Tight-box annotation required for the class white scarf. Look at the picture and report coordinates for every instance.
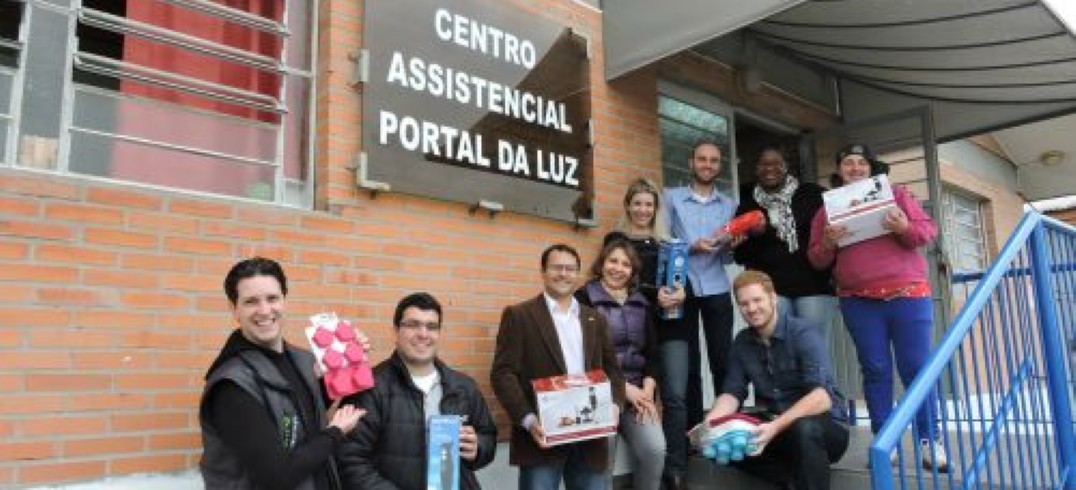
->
[753,175,799,253]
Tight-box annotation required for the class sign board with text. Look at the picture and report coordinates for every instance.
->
[363,0,592,222]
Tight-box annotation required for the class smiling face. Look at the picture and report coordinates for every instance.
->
[627,191,657,230]
[600,247,635,291]
[755,149,789,191]
[689,143,723,187]
[394,306,441,370]
[232,274,286,352]
[838,154,872,185]
[542,250,580,301]
[735,283,778,333]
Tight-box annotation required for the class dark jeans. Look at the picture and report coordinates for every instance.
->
[660,290,734,476]
[732,414,850,490]
[519,443,609,490]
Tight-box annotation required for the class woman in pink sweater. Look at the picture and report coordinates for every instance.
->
[808,144,948,472]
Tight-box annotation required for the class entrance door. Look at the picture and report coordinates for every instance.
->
[657,83,740,409]
[799,105,952,409]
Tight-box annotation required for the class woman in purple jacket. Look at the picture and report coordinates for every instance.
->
[575,239,665,490]
[807,144,948,472]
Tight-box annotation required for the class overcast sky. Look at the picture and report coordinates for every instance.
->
[1044,0,1076,33]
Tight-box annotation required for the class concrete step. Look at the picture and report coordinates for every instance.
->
[681,426,1058,490]
[479,425,1059,489]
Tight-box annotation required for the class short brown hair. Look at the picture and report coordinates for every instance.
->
[732,270,775,298]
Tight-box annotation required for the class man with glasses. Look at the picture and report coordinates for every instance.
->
[491,244,626,490]
[338,293,497,489]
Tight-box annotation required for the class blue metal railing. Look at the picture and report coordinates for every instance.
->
[870,212,1076,490]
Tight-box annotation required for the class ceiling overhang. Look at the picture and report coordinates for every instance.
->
[603,0,806,81]
[604,0,1076,140]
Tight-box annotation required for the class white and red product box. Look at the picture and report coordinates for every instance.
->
[305,313,375,400]
[823,174,897,247]
[531,370,617,446]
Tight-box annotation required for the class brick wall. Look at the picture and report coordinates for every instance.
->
[0,0,660,487]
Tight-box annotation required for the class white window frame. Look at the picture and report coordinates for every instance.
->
[657,82,739,197]
[942,187,989,274]
[0,1,28,166]
[12,0,318,208]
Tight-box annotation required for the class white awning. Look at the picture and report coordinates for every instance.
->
[604,0,1076,142]
[603,0,805,80]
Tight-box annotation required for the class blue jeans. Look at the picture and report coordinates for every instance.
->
[660,291,733,477]
[518,444,609,490]
[777,294,837,356]
[840,296,940,441]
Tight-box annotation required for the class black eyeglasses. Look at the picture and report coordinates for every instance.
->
[399,320,442,332]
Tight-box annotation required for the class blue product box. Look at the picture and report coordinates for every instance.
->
[656,240,689,320]
[427,415,461,490]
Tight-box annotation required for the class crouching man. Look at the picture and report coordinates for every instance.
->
[704,271,849,490]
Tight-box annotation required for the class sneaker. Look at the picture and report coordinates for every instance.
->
[920,439,949,473]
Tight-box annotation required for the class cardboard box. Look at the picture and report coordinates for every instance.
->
[427,415,461,490]
[823,174,897,247]
[532,370,617,446]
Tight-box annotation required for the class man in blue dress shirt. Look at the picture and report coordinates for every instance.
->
[660,138,740,489]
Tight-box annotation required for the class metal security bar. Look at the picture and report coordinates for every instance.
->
[870,212,1076,490]
[157,0,288,36]
[78,8,286,74]
[72,52,284,114]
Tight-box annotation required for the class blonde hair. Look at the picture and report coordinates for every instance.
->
[615,178,670,241]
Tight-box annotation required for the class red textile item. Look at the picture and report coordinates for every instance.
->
[841,281,931,300]
[722,210,765,237]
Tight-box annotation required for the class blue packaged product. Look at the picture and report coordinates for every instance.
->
[656,240,689,320]
[427,415,461,490]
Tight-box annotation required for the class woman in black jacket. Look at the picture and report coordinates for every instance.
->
[733,145,836,346]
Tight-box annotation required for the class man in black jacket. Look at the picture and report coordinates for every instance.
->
[200,257,365,490]
[338,292,497,490]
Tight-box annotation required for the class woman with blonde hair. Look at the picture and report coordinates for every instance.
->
[605,177,688,489]
[604,178,673,302]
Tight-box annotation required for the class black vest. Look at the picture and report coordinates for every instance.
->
[199,346,337,490]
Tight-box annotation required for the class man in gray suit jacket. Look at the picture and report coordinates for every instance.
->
[491,244,626,490]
